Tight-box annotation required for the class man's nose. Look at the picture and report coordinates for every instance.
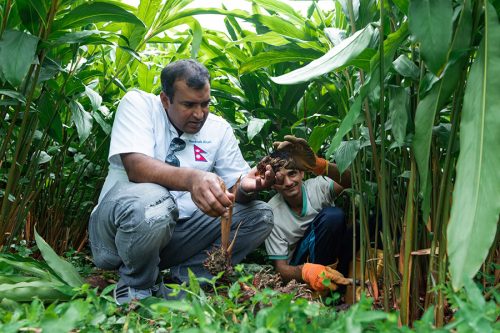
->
[192,104,204,119]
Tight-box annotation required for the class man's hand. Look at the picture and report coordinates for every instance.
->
[189,170,234,217]
[302,263,352,291]
[273,135,317,172]
[240,164,279,193]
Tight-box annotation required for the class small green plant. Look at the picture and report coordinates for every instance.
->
[0,230,84,302]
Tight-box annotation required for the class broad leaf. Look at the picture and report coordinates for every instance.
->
[16,0,48,34]
[409,0,453,75]
[309,123,336,153]
[84,86,102,112]
[251,14,310,40]
[252,0,304,25]
[54,2,145,30]
[240,48,322,74]
[333,140,361,174]
[271,24,376,85]
[35,230,84,288]
[226,31,290,47]
[326,96,362,158]
[137,62,157,93]
[70,101,93,144]
[247,118,270,141]
[413,1,472,221]
[448,2,500,290]
[190,19,203,58]
[49,30,114,45]
[0,281,74,302]
[392,54,419,80]
[389,86,409,145]
[0,30,39,87]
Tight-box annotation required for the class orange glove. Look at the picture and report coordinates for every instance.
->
[301,263,352,291]
[272,135,329,175]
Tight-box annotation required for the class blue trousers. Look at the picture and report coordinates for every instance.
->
[290,207,354,275]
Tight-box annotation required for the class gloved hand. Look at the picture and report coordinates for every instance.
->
[301,263,352,291]
[273,135,327,175]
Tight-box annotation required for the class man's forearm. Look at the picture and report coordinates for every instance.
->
[121,152,199,191]
[327,161,351,189]
[274,260,303,283]
[234,184,257,203]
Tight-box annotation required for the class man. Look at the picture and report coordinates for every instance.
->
[89,59,275,304]
[264,136,353,292]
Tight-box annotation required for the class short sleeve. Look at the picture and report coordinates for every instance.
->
[213,126,250,188]
[305,176,336,209]
[265,226,289,260]
[108,90,156,167]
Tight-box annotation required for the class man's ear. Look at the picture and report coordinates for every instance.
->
[160,91,171,110]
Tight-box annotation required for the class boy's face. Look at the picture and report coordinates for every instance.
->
[273,168,304,200]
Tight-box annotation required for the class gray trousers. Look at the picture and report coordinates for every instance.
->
[88,182,273,289]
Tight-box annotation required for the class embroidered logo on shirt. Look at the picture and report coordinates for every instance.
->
[194,145,208,162]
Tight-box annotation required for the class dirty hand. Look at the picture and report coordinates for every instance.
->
[241,165,278,193]
[189,170,234,217]
[302,263,352,291]
[273,135,326,175]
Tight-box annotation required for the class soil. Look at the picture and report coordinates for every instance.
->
[256,150,292,175]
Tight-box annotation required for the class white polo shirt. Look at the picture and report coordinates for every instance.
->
[98,89,250,219]
[265,176,335,261]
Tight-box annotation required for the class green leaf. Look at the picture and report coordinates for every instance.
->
[392,54,419,80]
[0,89,27,104]
[326,96,362,158]
[35,230,84,287]
[54,2,145,30]
[388,86,409,145]
[0,256,53,280]
[409,0,453,75]
[251,0,304,25]
[137,63,156,93]
[92,110,112,135]
[281,83,309,114]
[333,140,361,174]
[413,0,472,221]
[0,30,39,87]
[226,31,290,48]
[309,123,336,153]
[271,24,376,85]
[84,86,102,112]
[447,2,500,290]
[16,0,48,34]
[190,19,203,59]
[251,14,310,40]
[49,30,114,45]
[0,281,74,302]
[41,300,89,333]
[247,118,270,141]
[37,93,63,143]
[70,101,93,144]
[240,48,321,74]
[392,0,409,14]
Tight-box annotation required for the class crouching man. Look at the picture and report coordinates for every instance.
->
[264,136,353,293]
[89,59,276,304]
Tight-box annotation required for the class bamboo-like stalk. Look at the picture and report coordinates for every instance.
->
[400,158,417,325]
[220,177,241,254]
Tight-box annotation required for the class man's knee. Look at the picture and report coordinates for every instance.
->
[318,207,345,232]
[116,184,178,233]
[247,201,274,229]
[234,200,274,238]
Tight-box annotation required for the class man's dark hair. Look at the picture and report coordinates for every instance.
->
[160,59,210,102]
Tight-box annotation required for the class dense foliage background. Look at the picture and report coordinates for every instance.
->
[0,0,499,330]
